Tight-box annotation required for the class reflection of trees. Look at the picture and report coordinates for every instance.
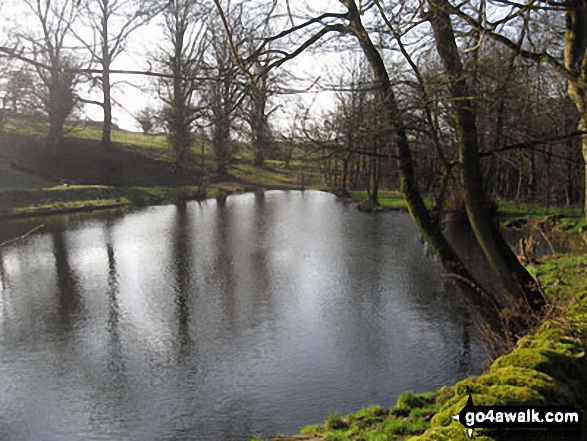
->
[52,230,83,332]
[245,194,271,325]
[0,252,7,323]
[209,195,276,335]
[444,221,505,303]
[171,203,193,364]
[458,320,473,375]
[211,200,237,328]
[105,227,124,375]
[335,211,391,389]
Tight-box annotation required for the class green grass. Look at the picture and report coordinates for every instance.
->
[3,117,49,138]
[349,190,433,210]
[298,391,452,441]
[496,200,582,220]
[0,115,305,217]
[0,184,209,217]
[5,116,168,149]
[231,163,296,188]
[527,253,587,302]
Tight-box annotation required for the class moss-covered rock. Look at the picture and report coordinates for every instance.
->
[410,281,587,441]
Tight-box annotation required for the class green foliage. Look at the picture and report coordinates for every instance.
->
[397,392,435,410]
[496,201,582,220]
[349,191,434,211]
[298,390,450,441]
[325,414,348,431]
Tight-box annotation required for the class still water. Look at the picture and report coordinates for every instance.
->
[0,190,484,440]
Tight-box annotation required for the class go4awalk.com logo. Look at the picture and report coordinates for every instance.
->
[452,388,583,438]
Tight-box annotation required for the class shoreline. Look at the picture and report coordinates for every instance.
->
[2,187,585,441]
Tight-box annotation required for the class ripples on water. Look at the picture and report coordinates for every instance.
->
[0,190,484,440]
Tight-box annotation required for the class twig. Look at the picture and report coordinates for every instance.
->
[538,228,556,255]
[0,224,45,248]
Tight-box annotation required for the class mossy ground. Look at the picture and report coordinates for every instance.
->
[349,191,582,221]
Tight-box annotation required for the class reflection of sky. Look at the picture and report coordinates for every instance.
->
[0,191,485,440]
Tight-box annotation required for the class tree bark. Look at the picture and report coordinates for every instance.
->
[428,0,545,312]
[101,11,112,149]
[339,0,503,328]
[564,0,587,219]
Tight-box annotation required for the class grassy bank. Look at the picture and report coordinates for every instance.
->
[271,241,587,440]
[348,190,584,229]
[0,125,305,218]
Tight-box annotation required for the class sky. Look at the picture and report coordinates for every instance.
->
[0,0,351,134]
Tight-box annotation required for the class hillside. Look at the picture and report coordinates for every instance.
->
[0,119,303,217]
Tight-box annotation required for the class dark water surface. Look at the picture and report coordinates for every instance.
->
[0,190,484,440]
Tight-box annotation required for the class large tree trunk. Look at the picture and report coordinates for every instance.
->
[564,0,587,219]
[340,0,503,330]
[101,12,112,149]
[213,118,231,175]
[428,0,545,312]
[47,112,65,150]
[250,74,270,168]
[580,123,587,217]
[102,61,112,148]
[169,23,191,179]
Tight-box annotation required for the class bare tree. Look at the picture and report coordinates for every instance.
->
[158,0,207,178]
[76,0,161,148]
[2,65,40,115]
[247,64,273,168]
[427,0,545,316]
[212,0,559,339]
[18,0,81,149]
[440,0,587,219]
[203,4,247,176]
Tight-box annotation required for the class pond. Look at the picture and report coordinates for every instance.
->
[0,190,485,440]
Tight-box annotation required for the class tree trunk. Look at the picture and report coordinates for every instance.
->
[47,113,65,150]
[213,118,231,175]
[428,0,545,313]
[101,12,112,149]
[580,121,587,217]
[564,0,587,219]
[250,74,270,168]
[340,1,503,329]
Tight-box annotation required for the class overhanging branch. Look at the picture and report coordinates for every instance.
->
[480,130,587,157]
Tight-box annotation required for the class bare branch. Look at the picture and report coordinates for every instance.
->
[480,130,587,157]
[443,1,573,82]
[0,224,45,248]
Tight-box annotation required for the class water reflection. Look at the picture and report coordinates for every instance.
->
[105,224,124,375]
[0,191,485,440]
[170,203,193,364]
[52,230,83,334]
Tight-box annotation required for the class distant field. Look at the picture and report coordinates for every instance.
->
[5,117,168,148]
[69,125,169,150]
[496,200,582,219]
